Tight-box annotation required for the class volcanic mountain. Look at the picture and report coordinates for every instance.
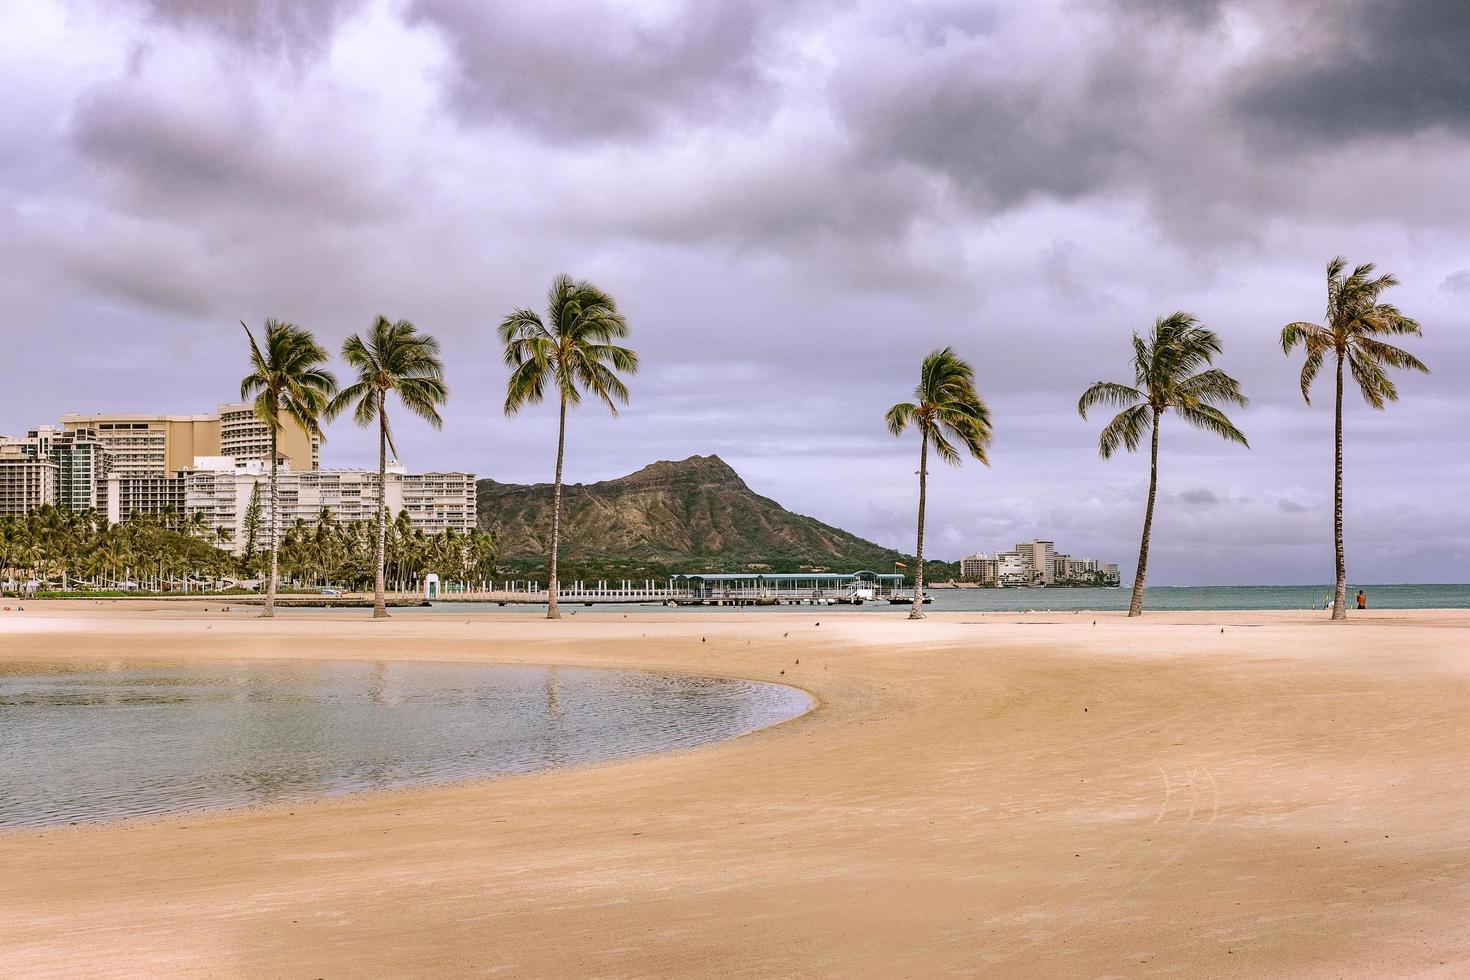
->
[476,454,908,575]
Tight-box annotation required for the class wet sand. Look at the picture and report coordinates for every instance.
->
[2,603,1468,978]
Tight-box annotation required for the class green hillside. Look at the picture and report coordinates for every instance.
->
[477,454,915,578]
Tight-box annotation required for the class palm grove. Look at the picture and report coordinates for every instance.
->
[2,258,1428,618]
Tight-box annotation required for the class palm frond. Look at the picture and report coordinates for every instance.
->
[1176,403,1249,448]
[890,347,991,464]
[929,425,962,466]
[1097,404,1151,459]
[1176,368,1248,409]
[499,276,638,420]
[1078,381,1142,418]
[885,402,916,436]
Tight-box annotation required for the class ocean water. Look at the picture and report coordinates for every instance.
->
[413,583,1470,614]
[915,583,1470,613]
[0,660,811,828]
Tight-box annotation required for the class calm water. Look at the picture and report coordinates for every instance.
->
[414,583,1470,614]
[0,660,811,829]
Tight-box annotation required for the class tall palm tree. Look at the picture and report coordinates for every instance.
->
[328,316,448,619]
[885,347,992,620]
[499,275,638,620]
[240,319,337,618]
[1079,312,1248,617]
[1282,257,1427,621]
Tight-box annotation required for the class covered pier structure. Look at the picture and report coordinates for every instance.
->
[670,570,905,606]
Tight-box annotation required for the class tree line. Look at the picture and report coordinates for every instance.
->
[0,504,493,593]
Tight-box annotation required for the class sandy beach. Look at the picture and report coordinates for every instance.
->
[1,604,1468,978]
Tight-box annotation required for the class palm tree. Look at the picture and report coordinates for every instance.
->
[328,316,448,618]
[1079,312,1248,617]
[240,319,337,618]
[885,348,992,620]
[1282,257,1427,621]
[499,275,638,620]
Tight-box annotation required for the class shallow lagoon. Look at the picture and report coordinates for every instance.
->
[0,660,811,828]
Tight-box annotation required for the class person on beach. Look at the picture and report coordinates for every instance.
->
[1357,590,1367,610]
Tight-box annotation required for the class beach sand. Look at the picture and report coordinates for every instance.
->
[1,603,1468,978]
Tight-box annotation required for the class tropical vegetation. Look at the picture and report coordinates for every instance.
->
[1079,312,1248,617]
[1281,257,1428,621]
[885,347,992,620]
[499,274,639,620]
[239,319,338,617]
[328,316,449,618]
[0,505,492,596]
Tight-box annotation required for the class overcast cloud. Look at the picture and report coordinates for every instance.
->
[2,0,1466,583]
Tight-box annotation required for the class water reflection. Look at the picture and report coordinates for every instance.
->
[0,660,810,828]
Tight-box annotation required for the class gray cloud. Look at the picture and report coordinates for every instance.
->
[1105,0,1231,26]
[405,0,821,143]
[1178,487,1221,507]
[1442,270,1470,297]
[123,0,368,57]
[832,8,1146,211]
[68,83,398,223]
[1235,0,1470,141]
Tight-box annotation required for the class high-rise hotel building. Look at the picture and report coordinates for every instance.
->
[0,444,56,517]
[60,404,318,478]
[2,402,475,541]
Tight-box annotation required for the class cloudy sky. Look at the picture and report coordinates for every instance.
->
[2,0,1467,584]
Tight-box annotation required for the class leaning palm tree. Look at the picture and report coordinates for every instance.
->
[328,316,448,619]
[1282,257,1427,621]
[1079,312,1248,617]
[885,348,992,620]
[240,319,337,618]
[499,275,638,620]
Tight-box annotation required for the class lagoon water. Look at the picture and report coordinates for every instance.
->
[0,660,811,829]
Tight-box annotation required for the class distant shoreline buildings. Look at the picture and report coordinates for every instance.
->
[0,403,475,549]
[958,539,1120,587]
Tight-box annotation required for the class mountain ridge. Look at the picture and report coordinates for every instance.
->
[476,454,909,575]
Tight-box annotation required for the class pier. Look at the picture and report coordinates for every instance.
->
[383,570,916,607]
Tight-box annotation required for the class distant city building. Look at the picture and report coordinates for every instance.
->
[4,401,473,548]
[959,539,1119,587]
[41,426,111,511]
[61,403,318,479]
[218,402,320,471]
[119,457,477,553]
[0,425,111,514]
[0,443,57,517]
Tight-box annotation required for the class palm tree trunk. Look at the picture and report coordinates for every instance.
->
[910,432,928,620]
[547,394,566,620]
[1332,350,1347,621]
[263,425,278,618]
[1128,408,1161,618]
[373,392,389,619]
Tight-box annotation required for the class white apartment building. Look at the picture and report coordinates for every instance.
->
[147,457,477,553]
[959,539,1119,587]
[218,403,320,471]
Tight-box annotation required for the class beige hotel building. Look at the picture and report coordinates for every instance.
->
[60,404,318,478]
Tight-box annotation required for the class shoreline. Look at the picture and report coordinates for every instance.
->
[3,604,1468,977]
[0,657,821,836]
